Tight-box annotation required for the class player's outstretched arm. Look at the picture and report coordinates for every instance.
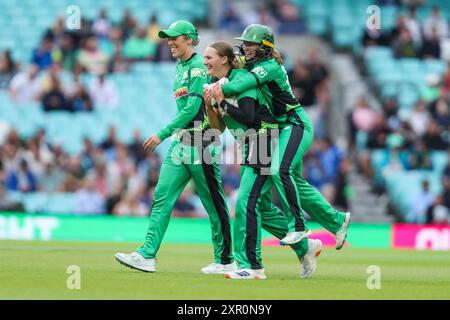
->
[143,134,161,152]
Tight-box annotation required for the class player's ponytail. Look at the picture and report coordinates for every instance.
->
[271,49,284,65]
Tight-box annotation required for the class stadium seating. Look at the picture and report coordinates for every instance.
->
[0,61,177,156]
[292,0,449,51]
[13,191,76,214]
[373,149,448,218]
[0,0,207,64]
[385,170,443,214]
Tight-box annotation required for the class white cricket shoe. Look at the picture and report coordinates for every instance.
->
[200,261,237,274]
[115,251,156,272]
[225,268,267,280]
[335,212,351,250]
[300,239,322,279]
[280,230,312,245]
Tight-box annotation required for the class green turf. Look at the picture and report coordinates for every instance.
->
[1,240,449,300]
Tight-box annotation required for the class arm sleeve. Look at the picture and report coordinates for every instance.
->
[222,62,275,96]
[220,96,256,127]
[157,68,206,141]
[221,71,259,96]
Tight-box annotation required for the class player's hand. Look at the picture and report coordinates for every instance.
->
[203,88,213,109]
[211,84,224,104]
[143,134,161,152]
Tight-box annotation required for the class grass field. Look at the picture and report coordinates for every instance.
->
[1,240,449,300]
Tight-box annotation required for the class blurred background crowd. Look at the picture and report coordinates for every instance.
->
[0,0,449,225]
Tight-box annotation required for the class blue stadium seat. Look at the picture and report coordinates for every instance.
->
[364,46,393,65]
[385,170,443,216]
[424,60,447,77]
[46,193,76,214]
[23,193,49,213]
[431,151,449,175]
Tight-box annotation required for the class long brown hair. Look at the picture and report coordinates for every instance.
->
[208,41,240,68]
[271,49,284,65]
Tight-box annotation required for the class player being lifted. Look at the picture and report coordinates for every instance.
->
[210,25,351,273]
[203,41,325,279]
[115,21,236,274]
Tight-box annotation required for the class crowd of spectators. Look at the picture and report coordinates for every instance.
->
[0,126,161,216]
[362,6,448,60]
[219,0,306,34]
[0,8,173,112]
[349,90,450,222]
[288,48,331,139]
[0,5,349,217]
[356,2,450,224]
[350,79,449,224]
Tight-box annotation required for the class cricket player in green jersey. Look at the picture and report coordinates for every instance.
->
[212,24,350,254]
[203,41,320,279]
[115,21,236,274]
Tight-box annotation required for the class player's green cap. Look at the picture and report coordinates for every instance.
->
[158,20,198,42]
[235,24,275,48]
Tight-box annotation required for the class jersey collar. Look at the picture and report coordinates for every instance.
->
[181,52,197,65]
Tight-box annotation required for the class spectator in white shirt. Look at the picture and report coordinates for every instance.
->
[409,100,430,137]
[93,8,112,39]
[408,180,436,224]
[423,6,449,41]
[88,70,119,109]
[74,174,106,215]
[9,64,40,104]
[405,7,422,45]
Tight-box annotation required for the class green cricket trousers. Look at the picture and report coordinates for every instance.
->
[270,107,346,233]
[137,140,233,264]
[234,108,346,269]
[234,165,309,269]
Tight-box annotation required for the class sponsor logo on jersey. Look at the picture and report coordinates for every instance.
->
[190,68,206,78]
[181,71,189,84]
[252,66,268,78]
[174,86,188,99]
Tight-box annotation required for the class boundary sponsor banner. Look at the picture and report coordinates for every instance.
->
[0,212,391,248]
[392,224,450,250]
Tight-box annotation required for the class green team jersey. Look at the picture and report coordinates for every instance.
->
[221,69,254,141]
[210,68,277,165]
[157,53,209,141]
[221,58,302,126]
[217,68,276,140]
